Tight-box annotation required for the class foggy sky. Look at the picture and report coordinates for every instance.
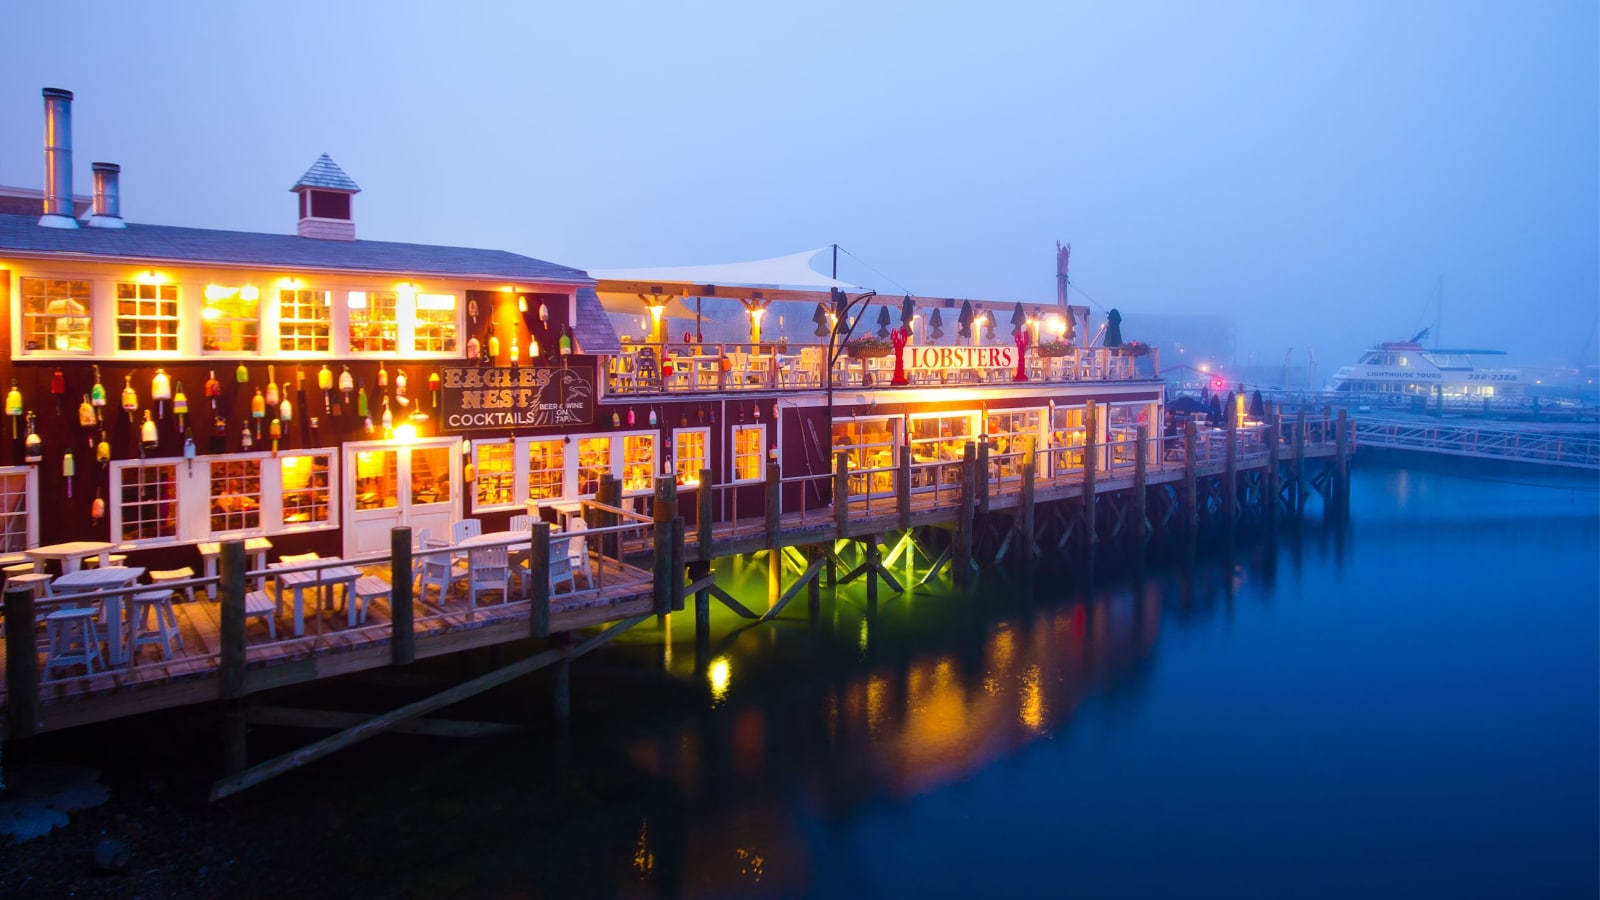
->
[2,1,1594,372]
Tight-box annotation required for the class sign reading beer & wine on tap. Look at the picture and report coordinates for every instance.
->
[439,365,595,431]
[901,346,1018,371]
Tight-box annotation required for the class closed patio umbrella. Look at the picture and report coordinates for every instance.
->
[957,300,974,338]
[900,294,915,327]
[812,302,830,337]
[1010,302,1027,335]
[929,308,945,341]
[875,306,892,339]
[1105,309,1123,347]
[1248,389,1266,419]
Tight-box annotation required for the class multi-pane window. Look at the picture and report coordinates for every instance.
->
[732,425,764,482]
[837,416,902,495]
[0,469,31,553]
[279,288,331,352]
[473,441,515,509]
[577,437,610,497]
[20,278,91,352]
[203,285,260,353]
[411,447,452,504]
[1050,405,1088,474]
[348,291,398,352]
[621,434,655,493]
[528,439,565,501]
[208,459,262,533]
[673,428,708,487]
[281,454,331,526]
[117,462,178,543]
[115,282,180,351]
[985,410,1041,480]
[413,293,458,353]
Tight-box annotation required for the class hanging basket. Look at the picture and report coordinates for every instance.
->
[1035,341,1075,358]
[846,345,891,360]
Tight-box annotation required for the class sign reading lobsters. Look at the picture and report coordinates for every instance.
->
[902,346,1018,371]
[439,365,595,431]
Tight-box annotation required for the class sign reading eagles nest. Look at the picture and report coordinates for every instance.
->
[439,365,595,431]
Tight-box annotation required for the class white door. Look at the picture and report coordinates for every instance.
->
[343,437,461,557]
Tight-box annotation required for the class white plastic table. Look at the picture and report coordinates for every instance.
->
[50,565,146,666]
[197,537,274,599]
[25,541,115,575]
[273,559,360,636]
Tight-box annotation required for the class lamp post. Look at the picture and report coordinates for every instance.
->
[824,287,879,445]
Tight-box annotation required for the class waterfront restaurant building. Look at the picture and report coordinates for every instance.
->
[0,88,1163,575]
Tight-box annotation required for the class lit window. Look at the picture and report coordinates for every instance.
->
[577,437,610,497]
[413,293,458,353]
[348,291,398,352]
[355,450,398,511]
[410,447,451,504]
[527,439,565,502]
[203,285,260,353]
[209,458,262,534]
[474,441,515,509]
[732,425,764,482]
[622,434,655,493]
[280,453,331,526]
[116,282,179,352]
[674,429,708,487]
[279,288,331,353]
[20,278,91,352]
[116,462,178,543]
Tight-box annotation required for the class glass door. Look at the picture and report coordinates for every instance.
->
[343,437,461,556]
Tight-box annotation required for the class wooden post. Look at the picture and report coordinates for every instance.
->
[1336,408,1350,513]
[1266,414,1281,526]
[1224,412,1238,530]
[529,521,551,638]
[1134,425,1148,548]
[598,474,622,561]
[834,450,850,537]
[1084,402,1098,549]
[389,526,414,666]
[954,441,976,586]
[697,467,714,561]
[653,475,676,615]
[1019,448,1036,566]
[4,584,40,739]
[976,439,991,515]
[865,537,880,605]
[671,518,687,612]
[218,539,248,776]
[1294,407,1307,513]
[807,545,821,611]
[766,462,782,606]
[1183,419,1198,548]
[897,444,912,530]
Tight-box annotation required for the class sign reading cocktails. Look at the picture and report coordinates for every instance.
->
[902,346,1018,371]
[439,365,595,431]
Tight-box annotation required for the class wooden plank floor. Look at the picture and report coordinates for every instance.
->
[1,552,653,731]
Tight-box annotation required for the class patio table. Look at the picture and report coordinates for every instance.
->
[50,565,146,666]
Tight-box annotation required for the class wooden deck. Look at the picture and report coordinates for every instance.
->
[2,553,653,734]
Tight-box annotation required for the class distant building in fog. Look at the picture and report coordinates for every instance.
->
[1115,312,1235,371]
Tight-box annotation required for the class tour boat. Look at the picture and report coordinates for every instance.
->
[1327,330,1525,402]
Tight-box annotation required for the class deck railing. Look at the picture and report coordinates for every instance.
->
[1352,418,1600,469]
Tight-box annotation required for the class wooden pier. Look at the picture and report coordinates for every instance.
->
[3,407,1351,798]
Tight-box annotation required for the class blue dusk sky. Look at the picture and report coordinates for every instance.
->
[1,1,1594,371]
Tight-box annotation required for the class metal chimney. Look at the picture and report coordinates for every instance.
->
[40,87,77,229]
[88,162,125,228]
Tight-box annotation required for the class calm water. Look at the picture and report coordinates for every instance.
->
[20,463,1600,898]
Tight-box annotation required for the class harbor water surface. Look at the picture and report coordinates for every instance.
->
[19,464,1600,898]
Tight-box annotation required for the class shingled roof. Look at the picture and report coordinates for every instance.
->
[572,288,621,354]
[291,154,361,193]
[0,213,592,284]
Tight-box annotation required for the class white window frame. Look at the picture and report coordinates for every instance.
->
[518,435,568,505]
[470,438,519,513]
[276,287,333,355]
[672,426,710,488]
[618,431,658,496]
[0,465,41,553]
[114,280,181,354]
[111,449,340,547]
[730,424,766,484]
[18,275,94,356]
[201,283,262,356]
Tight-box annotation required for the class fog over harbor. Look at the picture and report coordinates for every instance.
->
[1,0,1594,370]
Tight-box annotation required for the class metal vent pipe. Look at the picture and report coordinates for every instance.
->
[89,162,124,227]
[40,87,77,228]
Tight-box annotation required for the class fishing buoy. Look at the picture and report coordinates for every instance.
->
[467,335,481,362]
[78,394,95,430]
[5,379,22,438]
[338,366,354,414]
[91,492,105,521]
[90,365,106,422]
[280,396,293,424]
[151,368,171,419]
[173,381,189,432]
[24,412,42,463]
[95,435,111,464]
[63,448,75,497]
[251,388,265,439]
[240,422,254,452]
[378,362,388,390]
[205,370,221,411]
[50,368,65,414]
[265,365,278,407]
[121,375,138,424]
[140,410,158,454]
[319,364,333,414]
[236,362,248,384]
[428,372,440,409]
[269,417,281,455]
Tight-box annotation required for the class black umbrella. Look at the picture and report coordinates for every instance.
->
[929,308,945,341]
[1010,302,1027,335]
[1201,384,1211,404]
[1105,308,1123,347]
[1249,389,1266,419]
[957,300,974,338]
[900,294,915,327]
[875,306,892,339]
[812,302,830,337]
[1210,394,1224,421]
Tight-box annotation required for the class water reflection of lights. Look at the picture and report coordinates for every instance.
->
[633,819,654,876]
[1019,664,1046,732]
[708,656,731,704]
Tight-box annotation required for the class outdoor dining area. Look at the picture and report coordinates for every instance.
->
[0,509,650,690]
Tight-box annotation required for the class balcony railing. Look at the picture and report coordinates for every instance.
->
[605,341,1158,396]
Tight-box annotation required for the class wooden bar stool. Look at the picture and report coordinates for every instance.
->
[243,590,278,639]
[351,576,391,625]
[128,588,184,660]
[45,607,104,677]
[149,567,198,604]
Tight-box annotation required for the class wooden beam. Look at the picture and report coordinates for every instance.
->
[707,583,760,619]
[761,557,825,622]
[697,467,714,561]
[246,706,525,739]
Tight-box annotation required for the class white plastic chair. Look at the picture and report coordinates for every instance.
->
[417,538,466,602]
[566,518,594,589]
[466,543,511,609]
